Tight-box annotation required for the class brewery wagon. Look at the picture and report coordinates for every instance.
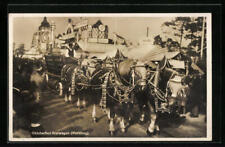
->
[44,54,79,95]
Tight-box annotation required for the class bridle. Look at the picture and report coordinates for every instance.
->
[111,63,147,94]
[130,64,148,88]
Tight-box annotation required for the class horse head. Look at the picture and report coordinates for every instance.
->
[131,60,148,91]
[117,59,148,91]
[80,59,96,80]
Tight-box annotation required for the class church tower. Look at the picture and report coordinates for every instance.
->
[38,17,51,53]
[31,17,51,54]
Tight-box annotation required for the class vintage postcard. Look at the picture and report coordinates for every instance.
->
[9,13,212,141]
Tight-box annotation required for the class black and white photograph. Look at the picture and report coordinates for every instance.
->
[8,13,212,141]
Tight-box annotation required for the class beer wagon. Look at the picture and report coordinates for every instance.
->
[44,54,79,95]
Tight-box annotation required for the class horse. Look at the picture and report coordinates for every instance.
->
[89,59,114,122]
[140,57,190,136]
[60,58,95,108]
[103,58,148,136]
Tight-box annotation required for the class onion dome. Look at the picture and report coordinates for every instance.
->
[39,17,50,30]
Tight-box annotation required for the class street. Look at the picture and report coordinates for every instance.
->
[36,89,206,138]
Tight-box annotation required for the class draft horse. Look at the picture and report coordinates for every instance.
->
[140,57,190,136]
[60,58,96,108]
[103,58,148,136]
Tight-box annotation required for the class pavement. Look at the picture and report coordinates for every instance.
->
[35,89,206,138]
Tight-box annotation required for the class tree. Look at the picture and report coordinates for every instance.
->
[184,17,204,51]
[165,38,180,52]
[162,17,192,50]
[161,17,206,56]
[153,35,165,47]
[153,34,180,51]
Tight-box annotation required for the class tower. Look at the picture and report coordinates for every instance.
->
[38,17,51,53]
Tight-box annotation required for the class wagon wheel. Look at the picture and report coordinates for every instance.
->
[56,82,63,96]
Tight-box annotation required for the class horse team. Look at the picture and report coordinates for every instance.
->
[13,52,203,137]
[58,54,193,136]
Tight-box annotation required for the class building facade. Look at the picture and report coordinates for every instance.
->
[31,17,52,54]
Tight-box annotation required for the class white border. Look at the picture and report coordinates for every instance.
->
[8,13,212,142]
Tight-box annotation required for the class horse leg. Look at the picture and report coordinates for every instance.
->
[82,91,87,108]
[146,102,158,136]
[138,98,146,124]
[127,103,133,123]
[82,99,86,108]
[147,113,156,136]
[120,117,126,133]
[155,123,160,135]
[120,103,132,133]
[68,87,72,102]
[179,99,187,117]
[76,93,81,109]
[64,87,68,102]
[64,94,68,102]
[108,110,115,136]
[92,104,97,123]
[107,108,111,122]
[44,73,48,90]
[58,82,63,96]
[140,113,145,123]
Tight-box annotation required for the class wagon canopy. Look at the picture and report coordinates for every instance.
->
[124,44,180,62]
[168,59,185,69]
[158,56,185,70]
[77,40,127,53]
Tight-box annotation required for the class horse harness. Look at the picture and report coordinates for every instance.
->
[147,65,189,113]
[100,64,147,110]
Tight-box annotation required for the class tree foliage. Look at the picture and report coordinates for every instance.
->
[155,16,206,56]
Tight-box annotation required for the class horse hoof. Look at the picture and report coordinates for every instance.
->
[139,120,145,125]
[179,114,186,118]
[146,130,154,137]
[92,118,97,123]
[121,128,126,133]
[190,114,199,118]
[155,130,160,135]
[109,131,114,136]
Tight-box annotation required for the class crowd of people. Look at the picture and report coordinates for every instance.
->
[13,57,46,137]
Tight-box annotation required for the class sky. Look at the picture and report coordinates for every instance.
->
[12,16,173,49]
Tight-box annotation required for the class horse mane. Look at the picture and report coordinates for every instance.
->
[117,59,135,76]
